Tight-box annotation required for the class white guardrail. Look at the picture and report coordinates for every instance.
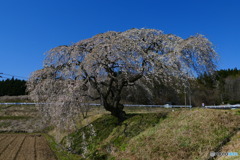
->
[0,103,37,105]
[2,103,240,109]
[124,104,192,108]
[205,104,240,109]
[0,103,192,108]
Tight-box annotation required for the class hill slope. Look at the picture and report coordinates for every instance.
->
[61,109,240,160]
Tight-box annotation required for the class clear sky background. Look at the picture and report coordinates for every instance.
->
[0,0,240,79]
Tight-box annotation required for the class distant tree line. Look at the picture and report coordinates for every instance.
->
[0,78,27,96]
[121,68,240,106]
[195,68,240,105]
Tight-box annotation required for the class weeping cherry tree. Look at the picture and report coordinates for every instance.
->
[27,28,218,127]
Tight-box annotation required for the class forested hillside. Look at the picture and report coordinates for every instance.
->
[121,68,240,106]
[0,78,27,96]
[195,68,240,105]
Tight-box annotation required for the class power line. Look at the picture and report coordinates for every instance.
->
[0,76,12,79]
[0,73,28,80]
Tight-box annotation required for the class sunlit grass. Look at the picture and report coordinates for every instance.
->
[115,109,240,160]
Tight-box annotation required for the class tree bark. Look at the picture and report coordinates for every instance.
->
[102,97,127,122]
[110,104,127,122]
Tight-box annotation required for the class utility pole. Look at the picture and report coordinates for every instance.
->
[188,82,191,106]
[184,87,187,106]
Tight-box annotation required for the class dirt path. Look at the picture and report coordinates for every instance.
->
[0,134,57,160]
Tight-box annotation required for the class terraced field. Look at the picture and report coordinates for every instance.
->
[0,104,45,132]
[0,104,57,159]
[0,134,56,160]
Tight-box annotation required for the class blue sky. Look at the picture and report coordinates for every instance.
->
[0,0,240,79]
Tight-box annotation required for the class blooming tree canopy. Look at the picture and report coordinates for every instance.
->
[28,28,218,124]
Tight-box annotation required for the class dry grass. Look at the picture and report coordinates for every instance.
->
[0,95,30,102]
[0,104,46,133]
[116,109,240,160]
[217,131,240,160]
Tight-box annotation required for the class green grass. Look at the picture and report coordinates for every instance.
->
[61,115,119,159]
[236,109,240,115]
[61,112,169,159]
[43,134,81,160]
[217,131,240,160]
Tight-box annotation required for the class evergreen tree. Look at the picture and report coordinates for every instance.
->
[0,78,27,96]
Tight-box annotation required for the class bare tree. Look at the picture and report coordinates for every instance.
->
[28,28,218,125]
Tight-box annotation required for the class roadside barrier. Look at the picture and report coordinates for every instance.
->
[0,103,192,108]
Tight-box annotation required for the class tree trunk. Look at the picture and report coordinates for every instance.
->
[110,104,127,122]
[102,98,127,122]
